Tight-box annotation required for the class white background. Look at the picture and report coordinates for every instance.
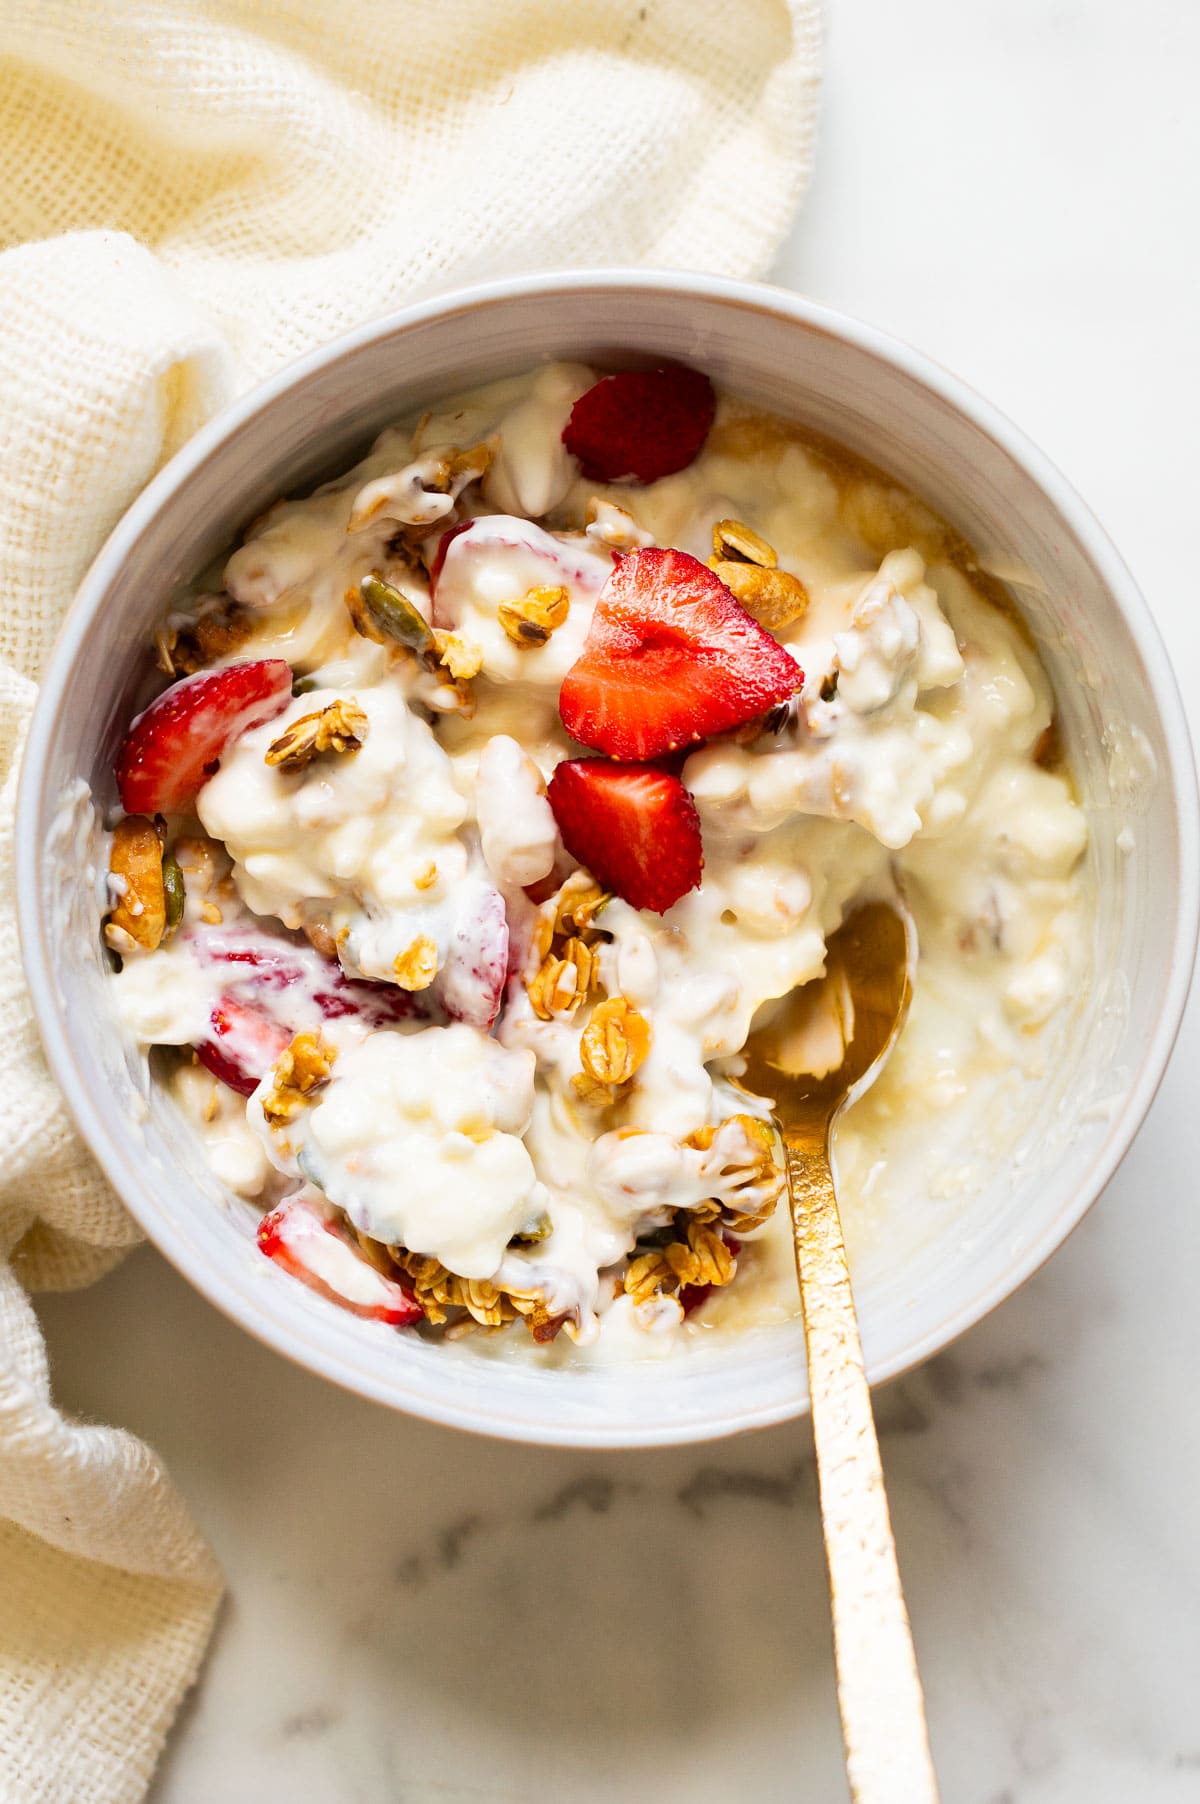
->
[37,3,1200,1799]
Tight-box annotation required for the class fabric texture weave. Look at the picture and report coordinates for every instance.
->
[0,3,821,1797]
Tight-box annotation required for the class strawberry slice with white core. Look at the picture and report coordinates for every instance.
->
[561,365,716,485]
[116,659,293,815]
[257,1197,423,1325]
[558,548,803,761]
[547,758,703,915]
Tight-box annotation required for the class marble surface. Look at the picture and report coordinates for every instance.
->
[35,1,1200,1798]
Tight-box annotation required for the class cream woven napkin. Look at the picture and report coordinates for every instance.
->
[0,4,821,1798]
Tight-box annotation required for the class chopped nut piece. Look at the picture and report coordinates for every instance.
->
[105,817,167,953]
[526,937,595,1020]
[302,919,338,958]
[711,517,778,568]
[584,497,652,552]
[431,630,483,681]
[199,901,224,925]
[155,597,254,678]
[730,566,812,633]
[393,934,439,991]
[711,559,810,632]
[580,995,651,1087]
[261,1030,337,1129]
[1033,718,1062,769]
[265,699,369,772]
[497,585,570,648]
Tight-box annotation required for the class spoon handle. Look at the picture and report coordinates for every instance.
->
[785,1134,939,1804]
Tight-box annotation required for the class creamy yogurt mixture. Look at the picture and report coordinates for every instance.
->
[104,361,1088,1350]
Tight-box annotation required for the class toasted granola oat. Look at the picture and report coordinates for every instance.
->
[497,584,570,648]
[154,596,254,678]
[685,1114,784,1232]
[431,629,484,681]
[525,937,596,1020]
[580,995,651,1087]
[261,1030,337,1129]
[265,699,369,771]
[393,934,439,991]
[624,1218,737,1304]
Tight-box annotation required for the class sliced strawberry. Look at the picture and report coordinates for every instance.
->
[558,548,803,760]
[562,365,715,484]
[257,1197,423,1326]
[427,519,473,598]
[191,925,422,1094]
[196,995,292,1096]
[547,759,702,915]
[435,880,509,1029]
[116,659,293,814]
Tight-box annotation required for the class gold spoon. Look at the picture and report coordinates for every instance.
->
[738,899,939,1804]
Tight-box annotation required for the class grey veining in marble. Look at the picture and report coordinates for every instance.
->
[34,0,1200,1798]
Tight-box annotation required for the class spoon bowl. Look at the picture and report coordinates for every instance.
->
[738,896,915,1129]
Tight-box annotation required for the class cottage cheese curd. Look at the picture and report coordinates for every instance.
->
[106,361,1089,1351]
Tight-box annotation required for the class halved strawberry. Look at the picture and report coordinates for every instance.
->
[547,759,702,914]
[562,365,715,484]
[257,1197,423,1326]
[558,548,803,760]
[115,659,293,814]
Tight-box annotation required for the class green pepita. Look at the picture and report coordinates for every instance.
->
[359,574,435,653]
[161,849,186,938]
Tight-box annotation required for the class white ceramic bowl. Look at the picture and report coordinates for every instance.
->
[16,272,1198,1446]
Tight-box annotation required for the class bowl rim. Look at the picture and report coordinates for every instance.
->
[16,267,1200,1447]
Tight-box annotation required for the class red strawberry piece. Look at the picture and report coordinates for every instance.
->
[257,1197,423,1326]
[115,659,293,814]
[427,519,473,599]
[562,365,716,485]
[436,880,509,1029]
[547,758,702,914]
[558,548,803,760]
[190,925,425,1092]
[195,995,292,1096]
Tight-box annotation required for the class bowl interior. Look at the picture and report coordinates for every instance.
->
[18,276,1198,1445]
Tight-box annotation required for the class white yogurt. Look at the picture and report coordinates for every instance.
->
[110,363,1091,1351]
